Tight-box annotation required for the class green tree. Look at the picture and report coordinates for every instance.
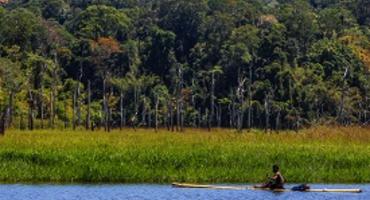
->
[0,58,24,134]
[67,5,131,41]
[308,38,367,124]
[318,8,356,38]
[152,84,169,131]
[159,0,207,60]
[41,0,70,23]
[279,0,319,56]
[0,8,46,51]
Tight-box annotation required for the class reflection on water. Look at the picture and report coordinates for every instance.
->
[0,184,367,200]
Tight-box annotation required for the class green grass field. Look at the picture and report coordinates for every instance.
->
[0,126,369,184]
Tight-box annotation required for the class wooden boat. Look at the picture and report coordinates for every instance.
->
[172,183,362,193]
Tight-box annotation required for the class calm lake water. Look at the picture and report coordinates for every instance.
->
[0,184,368,200]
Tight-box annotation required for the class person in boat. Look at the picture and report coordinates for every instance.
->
[255,165,285,189]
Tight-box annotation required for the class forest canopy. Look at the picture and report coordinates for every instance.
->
[0,0,370,133]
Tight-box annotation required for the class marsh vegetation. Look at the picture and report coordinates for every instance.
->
[0,126,368,183]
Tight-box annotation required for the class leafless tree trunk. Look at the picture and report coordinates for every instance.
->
[217,104,222,128]
[155,98,159,132]
[210,71,215,130]
[120,92,124,130]
[20,112,25,130]
[123,109,127,127]
[164,107,169,130]
[49,68,57,129]
[107,86,113,132]
[108,107,112,132]
[166,103,170,131]
[176,99,180,132]
[50,55,60,129]
[73,88,77,130]
[205,109,209,129]
[180,99,184,132]
[228,104,232,128]
[0,108,6,135]
[338,88,346,125]
[148,107,152,128]
[6,91,14,129]
[170,101,174,132]
[103,77,108,132]
[76,63,83,127]
[0,91,14,135]
[86,80,91,130]
[247,64,253,129]
[40,86,44,129]
[236,75,246,132]
[191,83,197,128]
[28,90,34,130]
[49,92,53,128]
[264,92,270,133]
[76,84,81,127]
[288,77,293,128]
[338,32,349,124]
[276,109,281,130]
[64,98,68,129]
[231,94,237,128]
[141,98,147,126]
[134,86,139,121]
[363,72,370,124]
[315,97,320,120]
[176,65,184,132]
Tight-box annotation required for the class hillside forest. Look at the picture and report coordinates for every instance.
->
[0,0,370,133]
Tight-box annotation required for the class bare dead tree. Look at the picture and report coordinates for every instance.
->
[40,85,44,129]
[123,109,127,127]
[64,97,68,129]
[236,76,247,132]
[0,91,14,135]
[49,55,59,129]
[264,91,271,133]
[141,97,147,127]
[155,97,159,132]
[0,108,6,135]
[175,64,184,132]
[72,88,77,130]
[103,76,108,131]
[28,90,34,130]
[210,71,215,129]
[338,66,349,125]
[120,91,124,130]
[86,80,91,130]
[170,100,174,132]
[107,86,113,132]
[247,63,253,130]
[76,64,83,127]
[5,91,14,129]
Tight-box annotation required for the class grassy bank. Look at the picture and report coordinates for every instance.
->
[0,127,369,183]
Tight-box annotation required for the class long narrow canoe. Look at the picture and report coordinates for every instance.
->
[172,183,362,193]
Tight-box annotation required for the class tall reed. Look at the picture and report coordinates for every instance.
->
[0,126,368,183]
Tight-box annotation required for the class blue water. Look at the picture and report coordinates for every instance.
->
[0,184,368,200]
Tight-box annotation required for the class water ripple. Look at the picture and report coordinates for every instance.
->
[0,184,367,200]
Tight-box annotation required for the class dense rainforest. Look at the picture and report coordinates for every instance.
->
[0,0,370,133]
